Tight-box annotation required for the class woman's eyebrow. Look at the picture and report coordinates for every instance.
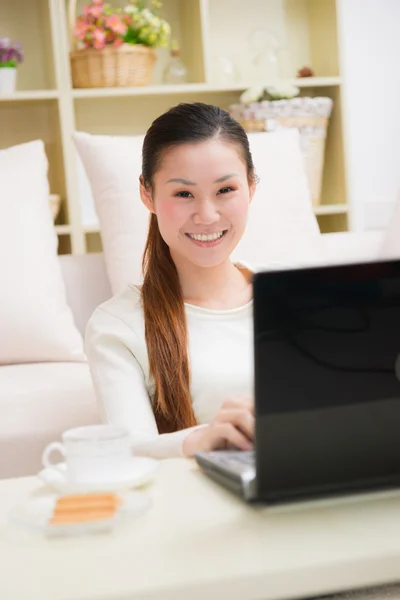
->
[167,178,196,185]
[166,173,238,185]
[214,173,238,183]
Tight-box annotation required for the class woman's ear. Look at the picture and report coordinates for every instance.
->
[249,174,257,204]
[140,175,155,213]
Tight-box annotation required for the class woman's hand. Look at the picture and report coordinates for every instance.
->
[182,397,254,457]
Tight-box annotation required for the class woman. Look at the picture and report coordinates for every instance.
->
[86,102,257,459]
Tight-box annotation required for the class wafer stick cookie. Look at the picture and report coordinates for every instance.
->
[49,510,117,525]
[49,493,121,525]
[55,493,121,510]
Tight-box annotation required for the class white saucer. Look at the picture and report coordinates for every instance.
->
[38,457,159,494]
[9,490,151,537]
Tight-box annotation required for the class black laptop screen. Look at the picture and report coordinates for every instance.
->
[253,260,400,502]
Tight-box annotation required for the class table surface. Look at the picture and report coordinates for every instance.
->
[1,458,400,600]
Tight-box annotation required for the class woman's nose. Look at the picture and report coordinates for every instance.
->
[193,198,219,225]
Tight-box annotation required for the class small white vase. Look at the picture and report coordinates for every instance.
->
[0,68,17,94]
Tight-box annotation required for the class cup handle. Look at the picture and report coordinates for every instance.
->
[42,442,66,473]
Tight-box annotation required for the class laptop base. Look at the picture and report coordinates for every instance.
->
[195,451,257,502]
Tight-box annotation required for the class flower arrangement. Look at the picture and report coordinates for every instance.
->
[74,0,170,51]
[0,38,23,68]
[239,83,300,104]
[124,1,170,48]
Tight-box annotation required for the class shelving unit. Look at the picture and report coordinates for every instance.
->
[0,0,350,256]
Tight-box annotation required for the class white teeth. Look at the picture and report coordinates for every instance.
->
[188,231,225,242]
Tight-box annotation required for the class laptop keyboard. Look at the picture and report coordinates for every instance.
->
[207,450,255,469]
[232,451,255,465]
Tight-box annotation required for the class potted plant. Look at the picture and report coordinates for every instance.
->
[70,0,170,88]
[0,38,23,94]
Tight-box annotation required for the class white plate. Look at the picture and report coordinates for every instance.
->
[8,491,151,538]
[38,457,159,494]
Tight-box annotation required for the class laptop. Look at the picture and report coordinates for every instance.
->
[195,259,400,503]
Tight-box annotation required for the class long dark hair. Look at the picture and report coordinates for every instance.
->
[141,102,256,433]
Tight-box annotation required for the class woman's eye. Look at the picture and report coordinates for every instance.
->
[176,191,193,198]
[218,187,234,195]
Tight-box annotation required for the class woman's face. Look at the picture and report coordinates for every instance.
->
[140,139,256,269]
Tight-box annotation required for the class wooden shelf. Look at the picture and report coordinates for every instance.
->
[83,224,101,234]
[294,77,341,88]
[0,90,59,102]
[72,77,341,100]
[55,225,72,235]
[313,204,348,216]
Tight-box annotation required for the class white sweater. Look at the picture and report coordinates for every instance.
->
[85,283,254,458]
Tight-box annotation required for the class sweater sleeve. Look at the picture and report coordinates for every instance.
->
[85,307,203,459]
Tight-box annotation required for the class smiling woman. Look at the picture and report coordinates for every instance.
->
[85,103,257,459]
[140,136,254,273]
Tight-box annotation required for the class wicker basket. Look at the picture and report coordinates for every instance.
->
[229,97,334,206]
[68,0,156,88]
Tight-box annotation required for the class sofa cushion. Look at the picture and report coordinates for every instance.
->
[378,193,400,260]
[59,253,112,336]
[231,130,323,270]
[0,363,100,478]
[73,128,324,294]
[0,140,85,364]
[73,131,147,294]
[320,231,384,264]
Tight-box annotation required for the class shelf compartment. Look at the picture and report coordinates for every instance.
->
[203,0,339,85]
[74,91,241,135]
[71,0,206,87]
[0,0,57,91]
[0,100,67,216]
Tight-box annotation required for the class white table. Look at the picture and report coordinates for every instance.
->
[1,458,400,600]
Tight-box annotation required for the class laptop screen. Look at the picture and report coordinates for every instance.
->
[254,260,400,502]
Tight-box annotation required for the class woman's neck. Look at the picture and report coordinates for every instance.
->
[172,256,252,310]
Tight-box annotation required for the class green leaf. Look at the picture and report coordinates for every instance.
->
[0,60,17,68]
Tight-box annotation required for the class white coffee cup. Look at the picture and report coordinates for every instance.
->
[42,425,132,484]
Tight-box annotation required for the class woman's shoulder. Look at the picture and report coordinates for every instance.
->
[235,260,254,272]
[87,284,144,336]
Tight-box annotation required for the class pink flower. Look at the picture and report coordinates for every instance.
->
[92,27,106,49]
[74,18,90,40]
[105,15,127,35]
[84,3,104,20]
[122,14,133,26]
[92,0,103,4]
[113,38,124,47]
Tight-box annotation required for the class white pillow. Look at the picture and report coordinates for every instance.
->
[232,129,323,269]
[0,141,85,364]
[73,131,148,294]
[74,128,324,294]
[378,193,400,260]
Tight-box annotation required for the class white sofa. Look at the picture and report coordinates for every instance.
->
[0,254,109,479]
[0,230,385,479]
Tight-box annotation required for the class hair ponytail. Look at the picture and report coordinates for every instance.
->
[141,214,197,433]
[140,102,256,433]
